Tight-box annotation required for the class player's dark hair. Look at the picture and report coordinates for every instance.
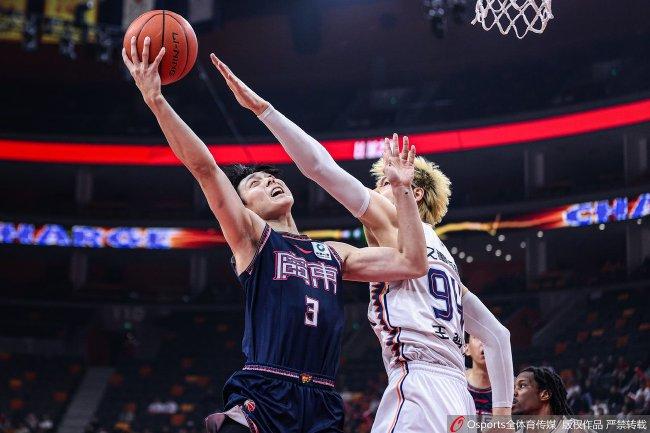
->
[464,332,472,368]
[522,366,573,415]
[225,164,282,196]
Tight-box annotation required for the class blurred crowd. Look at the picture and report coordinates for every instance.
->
[342,355,650,433]
[564,355,650,416]
[2,355,648,433]
[0,413,54,433]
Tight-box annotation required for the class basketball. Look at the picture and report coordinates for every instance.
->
[123,10,198,85]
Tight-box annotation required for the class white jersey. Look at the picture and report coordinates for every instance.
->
[368,222,466,375]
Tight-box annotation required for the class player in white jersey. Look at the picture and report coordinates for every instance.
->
[367,222,476,431]
[211,56,514,432]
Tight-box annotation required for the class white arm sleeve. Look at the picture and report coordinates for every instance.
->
[258,105,370,218]
[463,291,514,408]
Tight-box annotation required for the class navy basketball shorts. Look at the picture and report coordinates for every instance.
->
[208,365,344,433]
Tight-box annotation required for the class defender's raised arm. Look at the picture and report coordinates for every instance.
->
[211,55,398,239]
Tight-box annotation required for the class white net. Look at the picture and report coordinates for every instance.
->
[472,0,553,39]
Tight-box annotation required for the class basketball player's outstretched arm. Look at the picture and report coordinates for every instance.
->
[462,285,514,415]
[327,140,427,282]
[211,56,399,245]
[122,38,264,269]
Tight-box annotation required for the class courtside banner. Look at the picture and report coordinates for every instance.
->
[0,223,224,249]
[436,192,650,236]
[446,415,648,433]
[0,223,362,250]
[0,194,646,249]
[1,99,650,165]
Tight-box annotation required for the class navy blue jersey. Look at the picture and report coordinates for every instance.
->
[468,383,493,415]
[236,225,345,380]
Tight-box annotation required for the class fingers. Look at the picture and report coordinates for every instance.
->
[392,132,399,156]
[400,135,409,160]
[210,53,224,75]
[383,137,392,163]
[121,48,134,71]
[407,145,416,165]
[130,36,139,66]
[151,46,166,69]
[210,53,233,81]
[141,36,150,66]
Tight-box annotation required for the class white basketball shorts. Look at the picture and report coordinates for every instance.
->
[371,361,476,433]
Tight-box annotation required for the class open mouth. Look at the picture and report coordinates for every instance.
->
[271,187,284,197]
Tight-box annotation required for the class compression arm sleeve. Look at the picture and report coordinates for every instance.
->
[258,105,370,218]
[463,291,514,408]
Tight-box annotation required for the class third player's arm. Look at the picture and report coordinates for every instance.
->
[211,55,399,236]
[123,38,263,264]
[462,284,514,413]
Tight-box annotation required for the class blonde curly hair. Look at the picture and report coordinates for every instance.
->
[370,156,451,226]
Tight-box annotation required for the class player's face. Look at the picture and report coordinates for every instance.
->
[375,176,396,204]
[467,335,486,366]
[512,372,544,415]
[375,177,424,206]
[238,172,294,219]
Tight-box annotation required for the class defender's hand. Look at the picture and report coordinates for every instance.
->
[210,53,270,116]
[122,36,165,106]
[382,133,416,188]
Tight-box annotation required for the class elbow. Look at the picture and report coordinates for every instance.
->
[402,256,429,279]
[500,324,511,341]
[302,160,327,181]
[494,322,511,343]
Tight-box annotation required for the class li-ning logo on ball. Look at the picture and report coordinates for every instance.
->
[169,32,180,76]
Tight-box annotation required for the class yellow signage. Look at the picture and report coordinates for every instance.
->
[0,0,27,41]
[42,0,98,44]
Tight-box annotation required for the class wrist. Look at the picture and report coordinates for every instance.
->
[145,93,165,111]
[492,407,512,416]
[252,100,271,117]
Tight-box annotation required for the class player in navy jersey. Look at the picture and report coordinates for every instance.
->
[122,39,428,433]
[211,56,514,432]
[465,333,494,418]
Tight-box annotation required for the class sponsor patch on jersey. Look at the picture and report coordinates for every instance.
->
[312,242,331,261]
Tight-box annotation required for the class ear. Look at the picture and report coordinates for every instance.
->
[539,389,551,402]
[413,187,425,204]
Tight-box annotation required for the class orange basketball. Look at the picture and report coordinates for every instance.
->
[123,10,198,85]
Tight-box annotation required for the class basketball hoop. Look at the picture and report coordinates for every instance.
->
[472,0,553,39]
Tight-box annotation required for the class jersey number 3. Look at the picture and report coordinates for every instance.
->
[428,268,462,323]
[305,296,319,327]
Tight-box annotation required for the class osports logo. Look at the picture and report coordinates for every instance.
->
[450,416,465,432]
